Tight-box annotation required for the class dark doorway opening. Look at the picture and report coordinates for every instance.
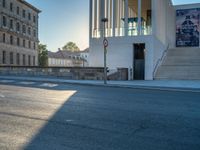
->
[133,43,145,80]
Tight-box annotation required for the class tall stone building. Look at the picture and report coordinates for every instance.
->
[0,0,40,66]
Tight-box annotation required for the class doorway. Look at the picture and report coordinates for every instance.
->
[133,43,145,80]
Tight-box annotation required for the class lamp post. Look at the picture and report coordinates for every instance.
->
[101,18,108,84]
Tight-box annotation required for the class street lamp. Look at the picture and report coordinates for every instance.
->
[101,18,108,84]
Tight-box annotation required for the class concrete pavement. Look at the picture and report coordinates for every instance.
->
[0,75,200,92]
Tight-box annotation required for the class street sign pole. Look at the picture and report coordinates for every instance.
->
[103,38,108,84]
[104,44,107,84]
[101,18,108,85]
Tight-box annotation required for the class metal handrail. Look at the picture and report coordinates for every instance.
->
[153,44,170,78]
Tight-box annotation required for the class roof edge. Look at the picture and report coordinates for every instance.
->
[17,0,41,13]
[174,3,200,10]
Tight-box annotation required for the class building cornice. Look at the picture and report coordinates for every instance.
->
[17,0,41,13]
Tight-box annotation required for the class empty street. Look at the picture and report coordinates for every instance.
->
[0,80,200,150]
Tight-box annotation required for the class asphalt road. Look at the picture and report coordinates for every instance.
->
[0,80,200,150]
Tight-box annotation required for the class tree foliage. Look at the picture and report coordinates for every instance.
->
[38,43,48,67]
[62,42,80,52]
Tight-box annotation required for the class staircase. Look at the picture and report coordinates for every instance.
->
[155,47,200,80]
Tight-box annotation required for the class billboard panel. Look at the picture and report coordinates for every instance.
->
[176,8,200,47]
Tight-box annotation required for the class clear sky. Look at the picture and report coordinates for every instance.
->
[26,0,200,51]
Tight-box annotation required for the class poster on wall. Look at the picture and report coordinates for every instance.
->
[176,8,200,47]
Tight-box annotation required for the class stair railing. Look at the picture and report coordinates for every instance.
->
[153,44,170,79]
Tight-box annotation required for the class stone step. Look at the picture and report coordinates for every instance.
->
[163,58,200,65]
[155,47,200,80]
[155,76,200,80]
[155,66,200,80]
[157,66,200,72]
[169,47,200,51]
[167,50,200,56]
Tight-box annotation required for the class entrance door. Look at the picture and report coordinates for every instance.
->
[133,43,145,80]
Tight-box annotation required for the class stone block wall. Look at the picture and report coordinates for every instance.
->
[107,68,128,80]
[0,66,105,80]
[0,66,129,80]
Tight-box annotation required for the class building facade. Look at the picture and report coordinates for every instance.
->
[48,50,88,67]
[0,0,40,66]
[89,0,200,80]
[79,48,89,66]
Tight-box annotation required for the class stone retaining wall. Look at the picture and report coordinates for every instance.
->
[0,66,128,80]
[0,66,104,80]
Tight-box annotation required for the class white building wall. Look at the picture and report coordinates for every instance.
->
[152,0,175,76]
[166,2,176,48]
[152,0,167,45]
[89,0,175,80]
[90,35,154,80]
[152,0,175,47]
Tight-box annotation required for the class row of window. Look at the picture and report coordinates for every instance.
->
[2,0,37,23]
[2,33,36,50]
[2,51,36,66]
[2,16,37,37]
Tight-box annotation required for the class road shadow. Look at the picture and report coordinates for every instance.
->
[21,86,128,150]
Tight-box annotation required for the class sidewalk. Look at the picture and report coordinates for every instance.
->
[0,75,200,92]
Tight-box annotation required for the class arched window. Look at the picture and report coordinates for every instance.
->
[16,53,20,65]
[23,9,26,18]
[10,35,13,45]
[16,22,20,32]
[23,39,26,47]
[2,0,6,8]
[17,6,20,15]
[10,52,13,64]
[22,25,26,34]
[3,33,6,43]
[10,19,13,29]
[28,27,31,35]
[10,3,13,11]
[33,29,36,37]
[28,41,31,48]
[3,16,7,27]
[17,38,20,46]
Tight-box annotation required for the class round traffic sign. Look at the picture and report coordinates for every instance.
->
[103,38,108,47]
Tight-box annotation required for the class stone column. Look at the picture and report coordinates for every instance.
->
[89,0,93,38]
[100,0,105,38]
[124,0,129,36]
[108,0,113,36]
[138,0,141,35]
[116,0,120,36]
[93,0,97,37]
[112,0,116,37]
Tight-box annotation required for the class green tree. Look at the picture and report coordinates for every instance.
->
[62,42,80,52]
[38,43,48,67]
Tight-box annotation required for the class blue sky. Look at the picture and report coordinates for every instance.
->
[26,0,200,51]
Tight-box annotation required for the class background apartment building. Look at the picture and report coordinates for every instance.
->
[48,49,89,67]
[0,0,40,66]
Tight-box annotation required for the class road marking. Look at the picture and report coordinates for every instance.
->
[40,83,58,88]
[66,120,74,122]
[0,94,5,98]
[0,80,14,83]
[19,81,35,85]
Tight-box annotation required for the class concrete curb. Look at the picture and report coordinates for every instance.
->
[0,76,200,92]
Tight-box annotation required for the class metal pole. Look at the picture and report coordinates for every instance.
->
[104,45,107,84]
[102,18,108,84]
[103,22,107,84]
